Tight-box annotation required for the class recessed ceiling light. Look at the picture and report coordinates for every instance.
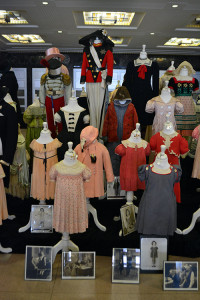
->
[58,30,62,33]
[150,32,155,35]
[172,4,178,8]
[42,2,48,5]
[83,11,135,26]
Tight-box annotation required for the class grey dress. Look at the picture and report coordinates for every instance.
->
[136,164,182,236]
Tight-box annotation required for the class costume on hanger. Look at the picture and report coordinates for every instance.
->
[6,126,30,200]
[74,126,114,198]
[150,131,188,203]
[192,125,200,179]
[79,29,114,136]
[23,105,46,154]
[0,99,18,188]
[56,108,89,160]
[102,86,138,176]
[145,96,184,135]
[115,139,150,191]
[39,47,72,138]
[49,160,91,233]
[0,59,23,125]
[123,58,159,126]
[168,61,199,136]
[0,164,8,225]
[30,138,62,201]
[136,164,181,236]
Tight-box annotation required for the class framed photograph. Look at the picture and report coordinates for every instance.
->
[62,252,95,279]
[140,236,168,272]
[112,248,140,284]
[120,204,136,236]
[164,261,198,291]
[31,205,53,233]
[25,246,52,281]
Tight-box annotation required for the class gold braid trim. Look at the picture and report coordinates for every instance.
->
[40,73,47,85]
[61,73,71,86]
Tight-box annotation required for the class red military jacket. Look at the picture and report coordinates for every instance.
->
[80,44,114,84]
[102,101,138,142]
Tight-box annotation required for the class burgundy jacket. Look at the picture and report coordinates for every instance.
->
[102,102,138,142]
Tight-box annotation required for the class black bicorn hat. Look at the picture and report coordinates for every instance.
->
[79,29,114,47]
[0,86,9,100]
[0,59,12,74]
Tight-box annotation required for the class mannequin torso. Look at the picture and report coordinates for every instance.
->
[36,122,53,144]
[152,145,170,174]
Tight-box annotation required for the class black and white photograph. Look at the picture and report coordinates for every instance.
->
[31,205,53,233]
[140,237,168,272]
[120,204,136,236]
[164,261,198,291]
[112,248,140,283]
[62,252,95,279]
[25,246,52,281]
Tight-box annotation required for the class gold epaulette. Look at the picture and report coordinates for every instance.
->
[61,73,71,86]
[40,73,48,85]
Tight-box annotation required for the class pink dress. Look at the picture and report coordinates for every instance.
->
[49,160,91,233]
[0,165,8,225]
[30,138,62,201]
[75,140,114,198]
[145,96,184,134]
[192,125,200,179]
[115,139,150,191]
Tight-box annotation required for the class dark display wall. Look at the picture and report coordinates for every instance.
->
[0,51,200,106]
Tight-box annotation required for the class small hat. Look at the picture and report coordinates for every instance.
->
[114,86,131,101]
[80,126,98,147]
[79,29,114,47]
[174,61,195,76]
[45,47,65,61]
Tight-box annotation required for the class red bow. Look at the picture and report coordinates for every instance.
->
[137,65,147,79]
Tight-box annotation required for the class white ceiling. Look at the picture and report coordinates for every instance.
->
[0,0,200,55]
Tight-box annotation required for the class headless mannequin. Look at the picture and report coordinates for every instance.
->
[160,81,171,103]
[31,94,41,107]
[19,122,54,233]
[52,141,79,262]
[162,113,175,135]
[93,37,102,45]
[135,45,151,65]
[176,66,193,81]
[152,145,170,174]
[168,61,175,72]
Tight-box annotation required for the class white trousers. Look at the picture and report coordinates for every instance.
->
[86,82,108,137]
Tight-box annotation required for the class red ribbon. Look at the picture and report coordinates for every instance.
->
[137,65,147,79]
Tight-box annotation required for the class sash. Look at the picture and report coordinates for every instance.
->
[89,45,107,88]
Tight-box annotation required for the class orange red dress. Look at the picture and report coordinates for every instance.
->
[30,138,62,201]
[150,131,189,203]
[0,164,8,225]
[115,139,150,191]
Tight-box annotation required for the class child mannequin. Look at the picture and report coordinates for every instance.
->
[36,122,53,144]
[160,81,171,103]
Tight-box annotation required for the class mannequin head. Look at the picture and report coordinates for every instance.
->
[93,36,102,45]
[179,66,189,77]
[129,123,141,143]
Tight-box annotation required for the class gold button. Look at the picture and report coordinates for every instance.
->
[94,75,96,78]
[174,169,177,172]
[92,70,94,72]
[146,167,149,170]
[88,60,91,62]
[100,59,102,61]
[90,65,92,67]
[87,54,90,57]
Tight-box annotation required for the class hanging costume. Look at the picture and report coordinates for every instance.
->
[192,125,200,179]
[136,164,182,236]
[74,126,114,198]
[79,29,114,136]
[115,139,150,191]
[123,58,159,126]
[49,160,91,233]
[145,95,184,135]
[102,86,138,176]
[150,131,189,203]
[39,47,72,138]
[30,138,62,201]
[168,61,199,136]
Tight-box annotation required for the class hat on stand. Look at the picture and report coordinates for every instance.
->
[79,29,114,47]
[114,86,131,101]
[175,61,196,75]
[45,47,65,61]
[80,126,99,148]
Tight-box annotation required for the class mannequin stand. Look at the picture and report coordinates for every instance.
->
[87,198,106,231]
[0,243,12,254]
[177,208,200,235]
[52,232,79,263]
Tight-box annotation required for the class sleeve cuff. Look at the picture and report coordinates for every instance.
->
[80,76,86,84]
[106,75,112,84]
